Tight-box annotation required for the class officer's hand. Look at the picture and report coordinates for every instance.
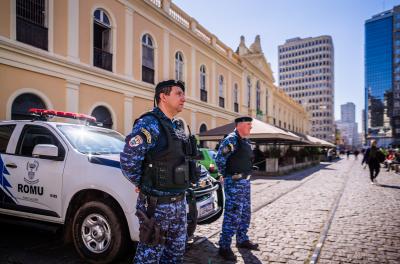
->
[135,187,140,193]
[219,176,224,184]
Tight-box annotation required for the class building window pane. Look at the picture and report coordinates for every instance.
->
[93,9,112,71]
[142,34,155,84]
[16,0,48,50]
[175,52,184,81]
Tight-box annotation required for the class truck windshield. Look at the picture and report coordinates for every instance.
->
[57,125,125,154]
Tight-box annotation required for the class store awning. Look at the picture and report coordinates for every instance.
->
[198,118,302,144]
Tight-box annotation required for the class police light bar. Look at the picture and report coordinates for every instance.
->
[29,108,97,123]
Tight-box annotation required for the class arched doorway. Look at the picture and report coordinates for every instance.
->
[91,106,113,129]
[199,123,207,148]
[12,93,46,120]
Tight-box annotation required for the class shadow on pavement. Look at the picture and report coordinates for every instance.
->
[251,163,331,182]
[378,184,400,190]
[238,248,263,264]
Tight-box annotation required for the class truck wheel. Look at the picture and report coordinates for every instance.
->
[72,200,127,264]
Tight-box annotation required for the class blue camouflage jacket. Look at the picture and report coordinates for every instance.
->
[120,107,185,196]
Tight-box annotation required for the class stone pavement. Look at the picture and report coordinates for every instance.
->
[184,158,400,263]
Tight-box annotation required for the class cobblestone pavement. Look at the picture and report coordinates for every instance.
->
[184,158,400,263]
[0,158,399,264]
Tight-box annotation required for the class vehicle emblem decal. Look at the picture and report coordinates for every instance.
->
[25,160,40,184]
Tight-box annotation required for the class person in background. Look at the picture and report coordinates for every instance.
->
[362,140,385,185]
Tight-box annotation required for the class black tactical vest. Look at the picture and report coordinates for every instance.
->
[140,112,190,192]
[226,136,254,175]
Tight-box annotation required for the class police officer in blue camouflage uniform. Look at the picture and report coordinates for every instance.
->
[216,116,259,261]
[120,80,192,264]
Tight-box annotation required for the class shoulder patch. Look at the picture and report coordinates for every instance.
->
[129,135,143,148]
[140,128,152,144]
[222,143,234,155]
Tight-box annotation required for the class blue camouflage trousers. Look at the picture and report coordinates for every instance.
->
[219,176,251,249]
[134,196,187,264]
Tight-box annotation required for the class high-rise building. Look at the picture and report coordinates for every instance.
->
[365,5,400,146]
[337,102,359,148]
[341,102,355,123]
[278,36,335,142]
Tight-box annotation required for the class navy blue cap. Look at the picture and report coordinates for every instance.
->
[235,116,253,123]
[155,80,185,93]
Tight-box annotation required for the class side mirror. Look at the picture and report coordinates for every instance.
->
[32,144,59,160]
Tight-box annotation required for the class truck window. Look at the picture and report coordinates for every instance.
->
[16,125,65,158]
[0,125,16,153]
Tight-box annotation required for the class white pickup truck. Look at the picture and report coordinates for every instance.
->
[0,109,223,263]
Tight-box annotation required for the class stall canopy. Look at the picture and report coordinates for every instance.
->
[198,118,304,144]
[306,135,336,147]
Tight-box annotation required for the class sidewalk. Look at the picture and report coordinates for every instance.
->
[184,158,400,263]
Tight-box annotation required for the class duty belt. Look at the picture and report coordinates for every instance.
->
[231,173,251,181]
[139,192,185,204]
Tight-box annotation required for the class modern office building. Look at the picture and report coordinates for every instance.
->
[337,102,359,148]
[365,5,400,146]
[278,36,335,142]
[341,102,355,123]
[0,0,308,141]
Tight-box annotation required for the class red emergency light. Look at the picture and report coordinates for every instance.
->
[29,108,97,123]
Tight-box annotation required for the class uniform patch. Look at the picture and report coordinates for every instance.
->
[140,128,152,144]
[222,143,234,155]
[129,135,143,147]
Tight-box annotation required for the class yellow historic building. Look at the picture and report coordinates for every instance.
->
[0,0,308,138]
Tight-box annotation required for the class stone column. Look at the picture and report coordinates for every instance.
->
[67,0,79,62]
[191,47,196,98]
[124,95,134,135]
[163,29,170,80]
[124,6,134,79]
[66,79,80,113]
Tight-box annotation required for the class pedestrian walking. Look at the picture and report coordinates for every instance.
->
[215,116,259,261]
[354,149,360,160]
[120,80,198,263]
[362,140,385,184]
[346,150,351,159]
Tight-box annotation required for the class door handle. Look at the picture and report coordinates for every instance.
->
[5,163,17,169]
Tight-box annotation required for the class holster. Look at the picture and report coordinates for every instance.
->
[136,195,166,246]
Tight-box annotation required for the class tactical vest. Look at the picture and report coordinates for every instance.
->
[226,137,254,175]
[139,112,190,192]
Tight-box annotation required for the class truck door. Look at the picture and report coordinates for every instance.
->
[0,124,17,208]
[4,124,66,220]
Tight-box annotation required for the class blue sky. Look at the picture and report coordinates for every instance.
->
[173,0,400,132]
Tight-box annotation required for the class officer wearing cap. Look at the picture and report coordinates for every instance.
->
[216,116,259,261]
[120,80,191,263]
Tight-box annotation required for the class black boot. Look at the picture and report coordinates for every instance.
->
[236,240,259,250]
[218,247,237,261]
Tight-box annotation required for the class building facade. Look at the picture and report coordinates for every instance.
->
[365,5,400,146]
[278,36,335,142]
[337,102,359,149]
[341,102,355,123]
[0,0,308,141]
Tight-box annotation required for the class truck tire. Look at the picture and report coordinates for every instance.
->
[72,200,127,264]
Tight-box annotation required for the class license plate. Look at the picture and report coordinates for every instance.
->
[199,203,214,218]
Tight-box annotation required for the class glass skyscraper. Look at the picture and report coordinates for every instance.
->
[365,6,400,146]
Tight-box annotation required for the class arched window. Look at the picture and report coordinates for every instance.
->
[199,123,207,147]
[12,93,46,120]
[175,51,184,81]
[16,0,48,50]
[256,81,261,113]
[91,106,113,129]
[247,76,252,108]
[200,65,207,102]
[93,9,112,71]
[218,75,224,108]
[142,34,155,84]
[233,83,239,113]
